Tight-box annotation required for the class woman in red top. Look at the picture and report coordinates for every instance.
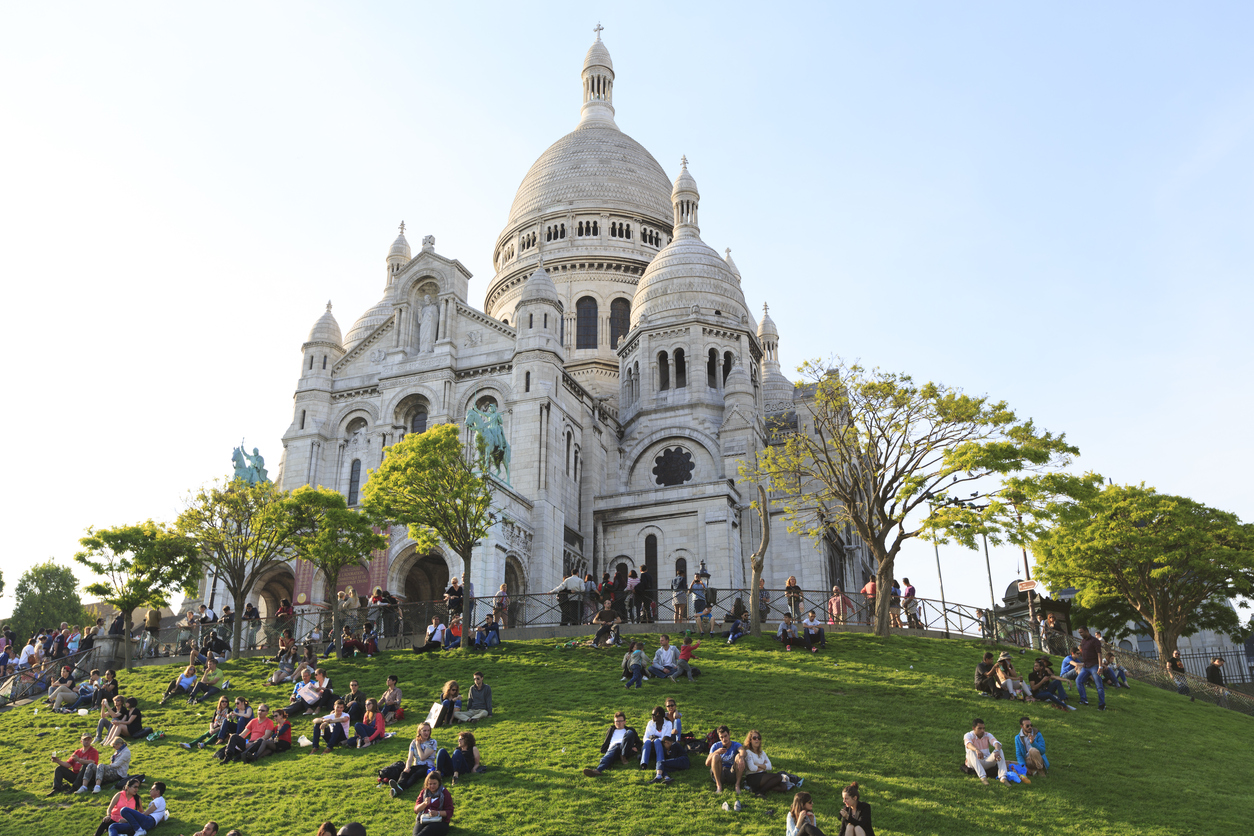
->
[243,706,292,763]
[91,777,140,836]
[353,698,386,748]
[413,772,454,836]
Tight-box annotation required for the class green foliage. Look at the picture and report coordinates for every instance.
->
[8,561,89,642]
[286,485,388,639]
[75,521,201,670]
[751,359,1077,636]
[364,423,497,646]
[3,633,1253,835]
[1033,483,1254,664]
[176,478,294,654]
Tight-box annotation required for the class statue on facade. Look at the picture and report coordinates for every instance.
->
[418,294,438,353]
[231,442,271,484]
[466,402,510,483]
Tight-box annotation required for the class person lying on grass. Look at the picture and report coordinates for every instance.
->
[412,771,454,836]
[243,706,292,763]
[582,710,640,777]
[390,722,441,797]
[177,821,218,836]
[107,779,168,836]
[310,699,352,753]
[706,725,745,794]
[219,702,275,764]
[963,717,1010,786]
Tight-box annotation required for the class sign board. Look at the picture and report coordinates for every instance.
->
[1017,580,1038,593]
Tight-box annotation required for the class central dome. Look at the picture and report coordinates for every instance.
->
[505,125,673,228]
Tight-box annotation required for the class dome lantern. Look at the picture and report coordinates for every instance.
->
[387,221,411,284]
[672,156,700,237]
[580,25,617,129]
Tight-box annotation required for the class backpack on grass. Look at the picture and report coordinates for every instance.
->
[377,760,405,783]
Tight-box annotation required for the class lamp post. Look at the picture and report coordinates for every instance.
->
[927,499,951,637]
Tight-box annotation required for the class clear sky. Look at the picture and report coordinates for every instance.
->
[2,2,1251,620]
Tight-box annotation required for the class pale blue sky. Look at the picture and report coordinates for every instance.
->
[2,2,1251,618]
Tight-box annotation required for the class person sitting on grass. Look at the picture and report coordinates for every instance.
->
[44,664,78,708]
[836,781,875,836]
[54,669,100,713]
[1059,649,1082,681]
[453,671,491,723]
[188,657,228,705]
[353,698,386,749]
[436,730,486,785]
[677,637,700,681]
[787,790,827,836]
[1014,716,1048,777]
[963,718,1010,786]
[442,616,463,651]
[294,645,320,682]
[1101,655,1130,689]
[242,706,292,763]
[648,635,681,682]
[695,604,714,639]
[343,679,368,725]
[49,733,98,795]
[108,780,168,835]
[591,599,623,648]
[994,652,1031,701]
[722,612,747,645]
[360,621,380,656]
[625,641,648,689]
[287,668,328,716]
[390,722,441,797]
[95,696,126,744]
[738,729,795,796]
[413,617,446,654]
[216,697,254,744]
[183,697,231,749]
[339,625,372,659]
[219,703,275,765]
[582,710,640,777]
[706,725,744,794]
[105,697,147,746]
[640,705,675,783]
[75,737,131,794]
[800,610,826,652]
[412,771,454,836]
[159,663,198,705]
[777,614,800,649]
[91,777,140,836]
[1028,658,1074,711]
[473,612,501,650]
[381,675,404,723]
[310,699,352,754]
[265,649,297,687]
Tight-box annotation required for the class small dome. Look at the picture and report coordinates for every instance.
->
[584,39,613,72]
[632,235,748,326]
[519,262,559,304]
[758,303,778,339]
[306,301,343,346]
[672,159,698,200]
[344,292,395,350]
[389,230,411,260]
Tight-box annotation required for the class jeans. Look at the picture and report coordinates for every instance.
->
[647,665,677,680]
[1075,665,1106,706]
[661,751,691,773]
[596,743,626,772]
[1032,679,1069,708]
[442,635,461,650]
[627,664,645,688]
[475,628,500,648]
[312,722,347,749]
[640,738,667,767]
[109,807,156,835]
[435,747,474,776]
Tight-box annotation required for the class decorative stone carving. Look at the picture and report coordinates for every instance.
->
[422,234,436,249]
[502,521,533,557]
[464,331,482,347]
[418,295,437,353]
[652,446,695,487]
[369,348,386,364]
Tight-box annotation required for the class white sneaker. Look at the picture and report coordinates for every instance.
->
[92,786,102,793]
[135,830,147,836]
[620,676,627,681]
[642,676,649,682]
[74,786,88,795]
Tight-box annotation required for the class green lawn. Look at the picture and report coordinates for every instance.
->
[1,631,1248,836]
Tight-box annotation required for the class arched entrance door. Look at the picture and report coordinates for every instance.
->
[504,554,526,627]
[404,553,450,604]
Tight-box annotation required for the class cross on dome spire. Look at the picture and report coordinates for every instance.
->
[327,300,333,311]
[398,220,405,235]
[594,22,603,40]
[681,155,688,169]
[762,302,768,313]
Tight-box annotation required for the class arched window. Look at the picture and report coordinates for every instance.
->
[566,431,572,475]
[576,297,598,349]
[560,223,566,239]
[529,313,534,329]
[322,355,327,370]
[658,351,670,390]
[300,410,306,430]
[308,355,314,370]
[674,348,687,388]
[525,371,531,392]
[707,349,718,388]
[502,318,509,327]
[410,406,428,435]
[674,556,687,580]
[645,534,657,565]
[609,298,630,348]
[347,459,362,506]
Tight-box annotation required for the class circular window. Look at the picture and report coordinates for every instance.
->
[652,447,695,487]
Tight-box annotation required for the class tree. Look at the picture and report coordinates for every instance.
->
[286,485,388,645]
[363,423,496,652]
[176,478,294,655]
[746,485,771,638]
[1032,483,1254,669]
[75,521,201,670]
[750,359,1078,637]
[8,561,90,645]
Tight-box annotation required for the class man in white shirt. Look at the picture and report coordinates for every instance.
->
[18,639,38,670]
[582,711,640,777]
[550,572,585,626]
[412,616,445,654]
[116,780,169,835]
[800,610,826,652]
[648,635,681,681]
[963,718,1010,786]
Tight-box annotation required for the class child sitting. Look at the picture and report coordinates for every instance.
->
[678,637,701,681]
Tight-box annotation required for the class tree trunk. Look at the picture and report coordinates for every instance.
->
[1154,624,1181,677]
[748,486,770,639]
[874,557,895,638]
[460,550,473,654]
[325,569,342,659]
[232,591,246,657]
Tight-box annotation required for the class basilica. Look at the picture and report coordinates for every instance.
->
[236,35,874,616]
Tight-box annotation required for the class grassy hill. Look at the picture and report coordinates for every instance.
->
[1,631,1249,836]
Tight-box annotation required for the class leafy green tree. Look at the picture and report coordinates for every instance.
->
[1032,483,1254,669]
[286,485,388,645]
[8,561,90,645]
[176,479,294,655]
[75,521,201,669]
[363,423,496,652]
[750,359,1078,637]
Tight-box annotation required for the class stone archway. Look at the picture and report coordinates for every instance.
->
[403,553,450,604]
[255,566,296,621]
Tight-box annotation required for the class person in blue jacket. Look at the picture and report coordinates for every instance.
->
[1059,649,1082,680]
[1014,716,1049,776]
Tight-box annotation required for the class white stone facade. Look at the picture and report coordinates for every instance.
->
[218,36,874,616]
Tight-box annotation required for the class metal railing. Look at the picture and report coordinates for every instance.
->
[0,645,96,707]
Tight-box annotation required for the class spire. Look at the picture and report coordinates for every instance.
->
[724,247,741,278]
[387,222,411,284]
[580,29,617,129]
[671,156,700,237]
